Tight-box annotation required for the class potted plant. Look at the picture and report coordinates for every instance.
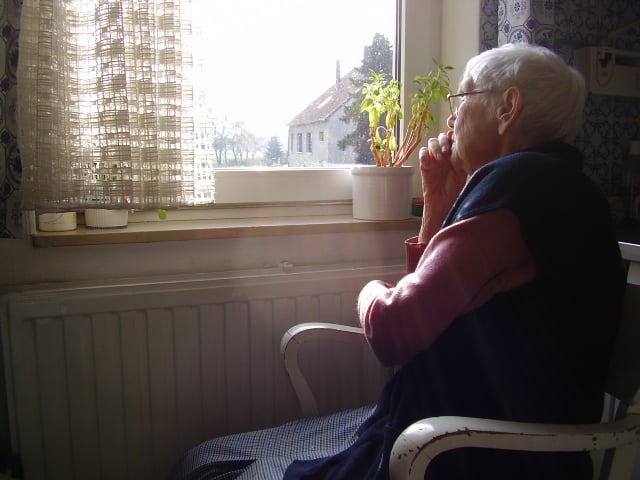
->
[351,60,452,220]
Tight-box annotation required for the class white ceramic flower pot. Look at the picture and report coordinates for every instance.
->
[351,165,414,220]
[37,212,77,232]
[84,209,129,229]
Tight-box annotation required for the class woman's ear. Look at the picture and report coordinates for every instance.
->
[496,86,522,135]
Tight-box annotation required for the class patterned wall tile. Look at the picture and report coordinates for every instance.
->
[481,0,499,51]
[496,0,640,209]
[0,0,20,238]
[560,0,640,202]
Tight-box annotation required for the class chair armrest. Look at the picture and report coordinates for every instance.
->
[280,322,367,417]
[389,414,640,480]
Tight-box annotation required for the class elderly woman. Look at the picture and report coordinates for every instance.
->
[172,43,625,480]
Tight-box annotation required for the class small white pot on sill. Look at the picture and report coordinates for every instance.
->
[351,165,414,220]
[84,209,129,229]
[37,212,77,232]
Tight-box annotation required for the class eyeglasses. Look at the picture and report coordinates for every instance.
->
[447,90,491,116]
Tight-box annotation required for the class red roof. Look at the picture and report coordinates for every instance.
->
[288,69,361,126]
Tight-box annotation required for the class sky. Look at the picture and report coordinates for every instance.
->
[190,0,395,143]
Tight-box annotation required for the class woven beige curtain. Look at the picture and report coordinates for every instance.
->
[17,0,208,211]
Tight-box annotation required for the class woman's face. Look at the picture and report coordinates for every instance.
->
[449,78,501,175]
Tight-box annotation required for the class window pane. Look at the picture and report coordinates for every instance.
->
[191,0,396,169]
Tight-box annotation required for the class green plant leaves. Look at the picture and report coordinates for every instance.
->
[360,60,452,167]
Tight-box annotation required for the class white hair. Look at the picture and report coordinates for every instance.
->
[463,42,586,143]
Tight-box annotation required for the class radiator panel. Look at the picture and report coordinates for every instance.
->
[3,265,401,480]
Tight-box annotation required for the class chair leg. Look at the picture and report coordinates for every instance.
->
[605,444,639,480]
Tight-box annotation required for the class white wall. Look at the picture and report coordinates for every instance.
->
[442,0,482,91]
[402,0,482,197]
[0,228,415,289]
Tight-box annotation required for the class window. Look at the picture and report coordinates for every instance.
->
[319,131,325,142]
[20,0,445,210]
[190,1,394,169]
[212,0,446,205]
[306,132,312,153]
[297,133,303,153]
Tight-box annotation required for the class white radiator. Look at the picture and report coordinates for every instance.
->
[1,264,402,480]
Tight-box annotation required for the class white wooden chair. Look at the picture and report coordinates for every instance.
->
[280,286,640,480]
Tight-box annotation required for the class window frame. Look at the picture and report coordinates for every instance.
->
[24,0,490,247]
[27,0,451,223]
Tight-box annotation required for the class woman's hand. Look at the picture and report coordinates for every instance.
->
[422,132,467,204]
[418,132,467,243]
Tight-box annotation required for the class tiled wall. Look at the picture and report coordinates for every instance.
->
[559,1,640,201]
[483,0,640,200]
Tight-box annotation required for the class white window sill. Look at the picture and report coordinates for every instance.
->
[31,203,421,248]
[30,167,424,247]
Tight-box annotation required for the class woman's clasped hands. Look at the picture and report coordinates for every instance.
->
[418,131,467,243]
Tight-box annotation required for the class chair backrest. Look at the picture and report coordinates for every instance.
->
[598,272,640,480]
[605,281,640,408]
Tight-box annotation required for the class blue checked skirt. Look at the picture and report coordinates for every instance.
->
[169,405,375,480]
